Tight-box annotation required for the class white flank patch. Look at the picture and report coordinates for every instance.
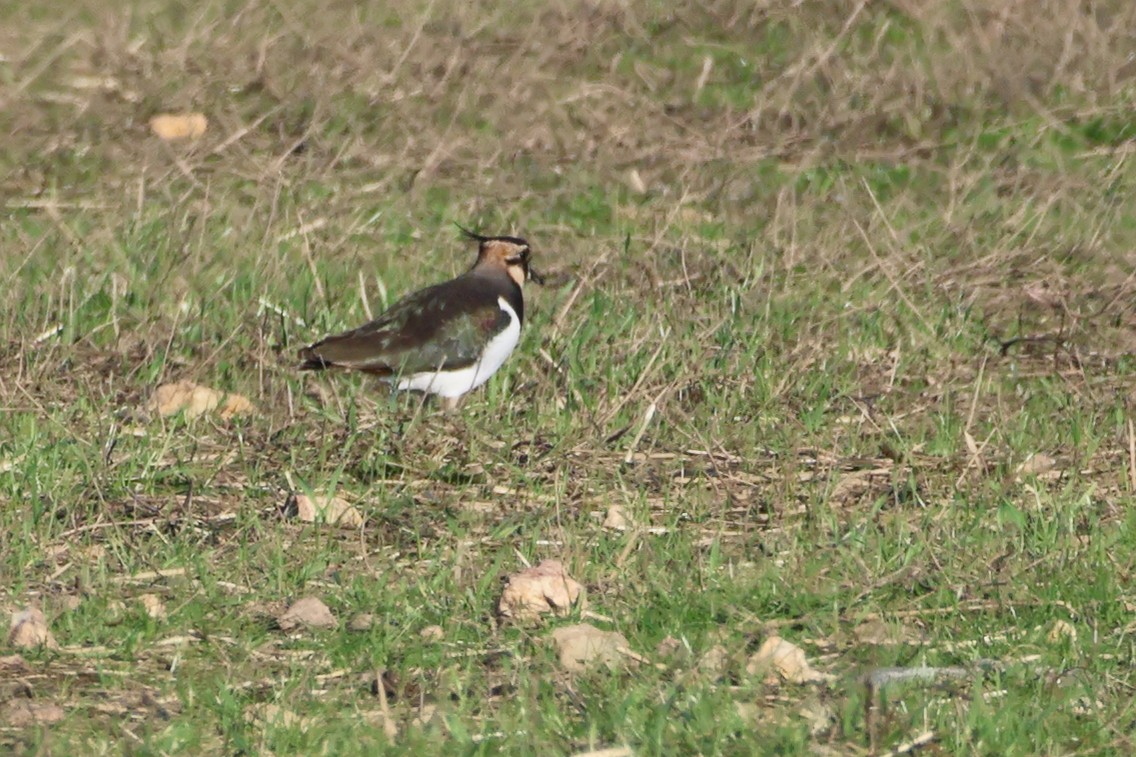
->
[396,296,521,399]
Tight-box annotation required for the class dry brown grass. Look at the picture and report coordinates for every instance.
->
[1,1,1133,404]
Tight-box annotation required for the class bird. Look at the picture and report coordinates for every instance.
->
[298,227,543,410]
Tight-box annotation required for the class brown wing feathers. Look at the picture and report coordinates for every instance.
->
[298,273,521,375]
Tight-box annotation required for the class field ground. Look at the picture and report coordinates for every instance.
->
[3,0,1136,754]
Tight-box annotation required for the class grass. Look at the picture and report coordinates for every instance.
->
[3,0,1136,754]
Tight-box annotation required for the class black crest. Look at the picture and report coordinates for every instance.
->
[456,224,529,248]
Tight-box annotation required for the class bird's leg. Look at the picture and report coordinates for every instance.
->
[440,396,463,413]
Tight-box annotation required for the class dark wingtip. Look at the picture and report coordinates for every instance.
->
[297,346,330,371]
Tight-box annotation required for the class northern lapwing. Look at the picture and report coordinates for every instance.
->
[298,228,542,409]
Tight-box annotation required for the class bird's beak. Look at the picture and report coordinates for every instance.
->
[527,265,546,285]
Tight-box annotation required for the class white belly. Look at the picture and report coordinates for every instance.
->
[396,296,521,399]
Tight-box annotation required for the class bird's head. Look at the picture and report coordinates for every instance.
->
[459,226,545,288]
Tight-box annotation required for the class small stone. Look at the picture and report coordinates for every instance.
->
[138,594,167,620]
[8,608,59,650]
[602,505,630,531]
[348,613,375,632]
[277,597,337,631]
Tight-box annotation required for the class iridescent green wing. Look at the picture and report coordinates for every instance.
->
[300,279,510,374]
